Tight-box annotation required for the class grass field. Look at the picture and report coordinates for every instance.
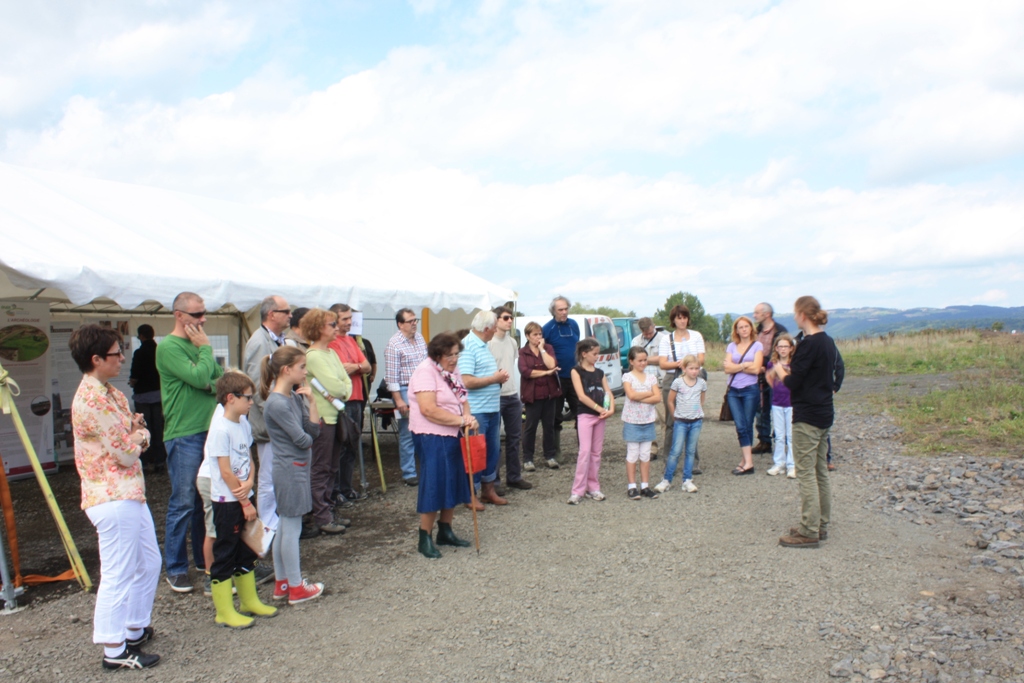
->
[840,330,1024,457]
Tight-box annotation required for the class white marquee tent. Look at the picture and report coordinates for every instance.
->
[0,161,516,313]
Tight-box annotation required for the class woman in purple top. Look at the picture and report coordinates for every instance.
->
[724,316,763,475]
[765,334,796,478]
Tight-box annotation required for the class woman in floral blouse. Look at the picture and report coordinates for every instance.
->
[70,324,162,670]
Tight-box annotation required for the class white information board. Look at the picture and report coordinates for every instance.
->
[0,301,55,477]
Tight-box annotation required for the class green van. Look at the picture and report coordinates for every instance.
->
[612,318,641,371]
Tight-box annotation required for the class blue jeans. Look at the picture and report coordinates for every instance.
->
[473,412,501,485]
[664,419,702,482]
[397,387,419,480]
[726,384,760,448]
[163,432,208,576]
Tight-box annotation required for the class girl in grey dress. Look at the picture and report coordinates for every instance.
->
[260,346,325,605]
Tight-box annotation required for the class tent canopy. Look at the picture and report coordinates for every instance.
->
[0,162,515,313]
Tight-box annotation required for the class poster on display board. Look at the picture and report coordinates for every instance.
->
[49,318,133,468]
[0,301,54,478]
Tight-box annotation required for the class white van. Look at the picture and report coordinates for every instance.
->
[514,314,623,395]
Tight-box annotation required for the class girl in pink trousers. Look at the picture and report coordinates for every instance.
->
[567,338,615,504]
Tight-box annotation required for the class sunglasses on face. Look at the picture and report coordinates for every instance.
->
[177,310,207,318]
[402,318,419,324]
[99,349,125,359]
[499,315,513,321]
[232,392,255,402]
[327,322,338,328]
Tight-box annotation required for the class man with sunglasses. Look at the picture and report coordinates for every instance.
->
[156,291,224,593]
[488,306,533,492]
[386,308,428,485]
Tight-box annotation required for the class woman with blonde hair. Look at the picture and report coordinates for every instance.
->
[724,315,763,475]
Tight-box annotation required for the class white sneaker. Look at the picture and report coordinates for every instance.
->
[567,494,582,505]
[682,479,698,493]
[653,479,671,493]
[523,461,536,472]
[585,491,606,501]
[787,468,796,479]
[767,465,784,476]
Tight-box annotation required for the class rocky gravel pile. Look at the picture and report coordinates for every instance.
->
[825,407,1024,682]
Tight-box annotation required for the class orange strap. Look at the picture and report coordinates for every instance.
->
[0,452,80,588]
[0,458,23,588]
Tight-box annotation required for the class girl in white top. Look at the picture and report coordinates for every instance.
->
[620,348,662,500]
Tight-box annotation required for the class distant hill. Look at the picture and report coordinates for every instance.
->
[714,306,1024,339]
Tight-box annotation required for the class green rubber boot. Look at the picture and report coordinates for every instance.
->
[211,578,254,629]
[234,571,278,618]
[418,529,442,559]
[436,522,471,548]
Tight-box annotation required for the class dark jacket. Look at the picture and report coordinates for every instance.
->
[129,339,161,395]
[784,331,837,429]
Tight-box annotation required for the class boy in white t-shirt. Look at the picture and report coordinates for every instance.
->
[204,372,277,629]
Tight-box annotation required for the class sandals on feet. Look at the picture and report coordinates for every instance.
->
[732,466,755,476]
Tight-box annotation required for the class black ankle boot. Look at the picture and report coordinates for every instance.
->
[436,522,471,548]
[418,529,442,558]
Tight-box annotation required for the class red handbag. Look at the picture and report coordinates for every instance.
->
[461,429,487,474]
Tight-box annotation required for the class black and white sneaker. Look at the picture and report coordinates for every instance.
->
[102,648,160,670]
[640,487,659,499]
[165,574,192,593]
[125,626,154,648]
[254,563,275,586]
[627,488,641,500]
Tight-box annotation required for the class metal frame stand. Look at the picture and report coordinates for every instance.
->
[0,518,25,614]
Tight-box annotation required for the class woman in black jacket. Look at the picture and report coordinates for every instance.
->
[775,296,836,548]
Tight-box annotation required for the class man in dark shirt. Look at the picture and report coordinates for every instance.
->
[753,302,788,455]
[129,324,166,471]
[542,296,580,433]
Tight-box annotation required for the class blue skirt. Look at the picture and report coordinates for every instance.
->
[622,421,656,443]
[413,433,472,513]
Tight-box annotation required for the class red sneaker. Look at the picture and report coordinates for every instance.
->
[272,580,289,600]
[288,580,324,605]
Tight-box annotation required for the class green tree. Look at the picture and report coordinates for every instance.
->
[719,313,734,343]
[992,321,1005,332]
[654,292,718,339]
[569,302,636,318]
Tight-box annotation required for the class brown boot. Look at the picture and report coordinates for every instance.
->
[752,441,772,454]
[791,526,827,541]
[779,531,819,548]
[480,481,508,506]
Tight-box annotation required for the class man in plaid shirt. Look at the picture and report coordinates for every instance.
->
[386,308,428,485]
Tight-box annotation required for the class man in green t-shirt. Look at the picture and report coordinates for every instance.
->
[156,292,224,593]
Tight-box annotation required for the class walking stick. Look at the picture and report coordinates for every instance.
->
[463,425,480,554]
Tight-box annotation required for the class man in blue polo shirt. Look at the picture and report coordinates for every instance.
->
[459,310,511,507]
[542,296,580,428]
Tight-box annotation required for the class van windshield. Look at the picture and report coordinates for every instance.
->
[591,322,618,355]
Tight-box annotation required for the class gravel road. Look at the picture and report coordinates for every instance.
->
[1,372,1023,682]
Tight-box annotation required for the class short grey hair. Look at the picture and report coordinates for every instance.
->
[549,296,571,316]
[757,302,774,318]
[637,317,654,331]
[470,310,497,332]
[259,295,282,322]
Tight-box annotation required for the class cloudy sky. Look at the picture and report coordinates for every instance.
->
[2,1,1023,316]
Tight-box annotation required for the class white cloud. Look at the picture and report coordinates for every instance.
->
[973,289,1009,304]
[2,0,1023,315]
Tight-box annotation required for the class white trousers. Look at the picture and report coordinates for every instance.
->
[85,500,161,645]
[257,441,279,531]
[771,405,795,469]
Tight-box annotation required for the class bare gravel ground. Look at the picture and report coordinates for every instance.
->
[1,372,1023,682]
